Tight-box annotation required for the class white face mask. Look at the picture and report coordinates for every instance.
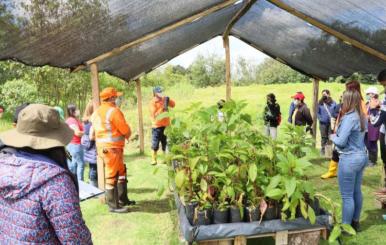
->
[75,109,80,117]
[293,100,298,105]
[115,98,120,106]
[156,92,163,98]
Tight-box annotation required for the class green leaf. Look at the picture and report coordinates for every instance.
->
[267,175,281,192]
[175,170,185,188]
[227,186,235,199]
[153,166,161,175]
[249,164,258,182]
[240,113,252,125]
[156,112,172,121]
[308,205,316,224]
[329,226,342,243]
[266,188,282,198]
[285,177,296,197]
[200,179,208,192]
[300,200,308,218]
[276,154,288,164]
[341,224,356,236]
[218,153,235,160]
[190,156,201,169]
[157,185,165,197]
[237,201,244,219]
[192,170,198,183]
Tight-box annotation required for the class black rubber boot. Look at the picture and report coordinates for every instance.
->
[106,183,129,214]
[118,182,136,206]
[368,151,378,167]
[90,180,98,188]
[351,220,361,232]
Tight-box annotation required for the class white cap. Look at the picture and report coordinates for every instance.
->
[364,87,379,95]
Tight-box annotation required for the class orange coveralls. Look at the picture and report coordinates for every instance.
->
[91,102,131,186]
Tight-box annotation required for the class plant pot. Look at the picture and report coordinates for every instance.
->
[194,209,212,226]
[307,198,320,216]
[213,208,229,224]
[245,206,260,222]
[185,202,198,225]
[229,206,243,223]
[263,206,276,221]
[277,203,291,219]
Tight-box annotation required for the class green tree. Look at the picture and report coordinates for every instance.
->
[189,53,226,88]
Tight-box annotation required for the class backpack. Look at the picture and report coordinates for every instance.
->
[276,104,282,126]
[277,113,282,126]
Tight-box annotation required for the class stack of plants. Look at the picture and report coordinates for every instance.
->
[156,101,356,244]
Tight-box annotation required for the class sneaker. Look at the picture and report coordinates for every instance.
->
[382,214,386,221]
[320,151,325,156]
[351,220,361,232]
[367,161,378,167]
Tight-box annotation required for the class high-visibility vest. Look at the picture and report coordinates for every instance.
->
[148,97,175,128]
[91,102,131,149]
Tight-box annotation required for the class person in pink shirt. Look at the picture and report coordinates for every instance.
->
[65,104,85,180]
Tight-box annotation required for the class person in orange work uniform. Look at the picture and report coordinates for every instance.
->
[148,86,175,165]
[90,87,135,213]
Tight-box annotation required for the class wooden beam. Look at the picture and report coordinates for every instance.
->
[222,0,257,39]
[136,78,145,154]
[224,37,231,102]
[90,63,106,203]
[312,78,319,147]
[71,0,240,73]
[268,0,386,62]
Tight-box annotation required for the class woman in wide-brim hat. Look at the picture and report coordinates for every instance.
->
[0,104,92,244]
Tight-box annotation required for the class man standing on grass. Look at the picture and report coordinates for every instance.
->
[90,87,135,214]
[288,91,306,123]
[290,92,313,134]
[148,86,175,165]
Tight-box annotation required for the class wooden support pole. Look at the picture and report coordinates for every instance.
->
[312,79,319,147]
[268,0,386,62]
[136,78,145,154]
[90,63,106,202]
[222,0,258,39]
[224,37,231,102]
[71,0,240,73]
[234,236,247,245]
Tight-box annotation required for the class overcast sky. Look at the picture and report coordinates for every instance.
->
[168,36,269,68]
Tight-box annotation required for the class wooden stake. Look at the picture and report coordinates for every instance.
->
[136,78,145,154]
[312,79,319,147]
[222,0,258,39]
[268,0,386,62]
[224,37,231,102]
[234,236,247,245]
[90,63,106,202]
[71,0,240,73]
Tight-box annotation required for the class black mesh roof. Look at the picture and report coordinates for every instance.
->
[1,0,386,81]
[0,0,231,68]
[92,3,244,81]
[278,0,386,54]
[231,0,386,79]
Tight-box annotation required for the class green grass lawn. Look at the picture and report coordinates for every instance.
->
[1,83,386,244]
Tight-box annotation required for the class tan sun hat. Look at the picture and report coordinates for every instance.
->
[0,104,74,149]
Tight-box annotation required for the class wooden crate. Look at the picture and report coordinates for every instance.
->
[375,193,386,209]
[181,226,327,245]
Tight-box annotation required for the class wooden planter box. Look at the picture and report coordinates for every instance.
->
[174,190,332,245]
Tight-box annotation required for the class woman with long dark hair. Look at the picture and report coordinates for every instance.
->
[264,93,280,140]
[66,103,86,180]
[317,89,336,155]
[0,104,92,244]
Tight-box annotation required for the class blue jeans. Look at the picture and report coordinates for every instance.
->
[338,153,368,224]
[67,144,85,181]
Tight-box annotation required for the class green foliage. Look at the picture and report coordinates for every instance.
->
[0,79,44,112]
[189,53,226,88]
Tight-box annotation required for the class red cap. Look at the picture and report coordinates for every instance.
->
[291,93,305,100]
[100,87,123,100]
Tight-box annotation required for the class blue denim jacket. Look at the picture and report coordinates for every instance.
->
[331,111,367,154]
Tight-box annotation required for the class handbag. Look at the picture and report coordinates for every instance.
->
[323,103,335,131]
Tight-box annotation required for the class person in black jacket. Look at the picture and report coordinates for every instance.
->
[264,93,280,140]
